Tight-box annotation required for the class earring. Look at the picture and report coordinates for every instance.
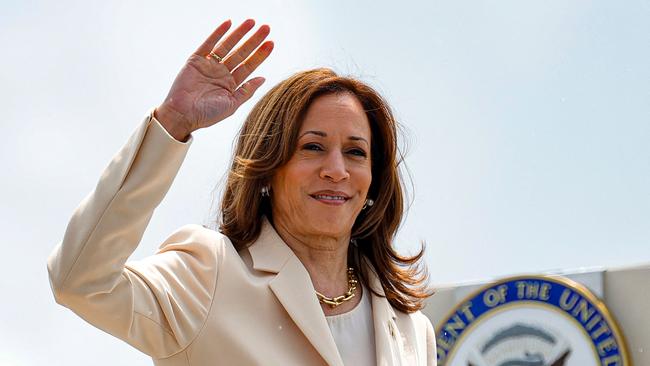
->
[261,185,270,197]
[362,198,374,210]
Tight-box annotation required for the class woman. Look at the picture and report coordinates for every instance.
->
[47,19,436,365]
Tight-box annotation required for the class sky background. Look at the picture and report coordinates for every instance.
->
[1,0,648,364]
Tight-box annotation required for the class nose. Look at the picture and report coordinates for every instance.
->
[320,151,350,182]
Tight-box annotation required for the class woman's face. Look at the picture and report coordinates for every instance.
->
[270,92,372,240]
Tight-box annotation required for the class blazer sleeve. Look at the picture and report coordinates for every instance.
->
[47,112,220,359]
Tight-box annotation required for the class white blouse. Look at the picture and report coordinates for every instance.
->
[325,285,377,365]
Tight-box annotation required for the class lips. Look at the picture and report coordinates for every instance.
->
[309,191,350,204]
[312,194,347,201]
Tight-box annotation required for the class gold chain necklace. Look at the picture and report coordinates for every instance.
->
[315,268,358,308]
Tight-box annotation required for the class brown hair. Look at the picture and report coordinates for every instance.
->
[219,68,431,313]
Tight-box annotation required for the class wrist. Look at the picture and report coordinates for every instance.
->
[154,106,191,142]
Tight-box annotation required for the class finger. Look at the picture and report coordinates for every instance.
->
[233,77,266,107]
[231,41,274,86]
[223,24,270,71]
[211,19,255,59]
[194,20,232,56]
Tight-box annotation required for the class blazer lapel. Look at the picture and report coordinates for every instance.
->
[269,257,344,366]
[248,219,344,366]
[367,264,405,366]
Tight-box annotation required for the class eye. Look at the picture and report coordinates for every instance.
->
[347,148,367,158]
[302,143,323,151]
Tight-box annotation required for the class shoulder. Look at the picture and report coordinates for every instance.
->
[396,309,434,334]
[392,308,437,365]
[127,224,236,279]
[395,309,436,347]
[414,310,435,340]
[158,224,228,246]
[412,310,433,327]
[156,224,233,258]
[413,310,437,365]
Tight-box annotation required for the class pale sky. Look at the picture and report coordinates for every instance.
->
[1,0,648,365]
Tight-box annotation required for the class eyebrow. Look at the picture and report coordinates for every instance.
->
[300,130,369,146]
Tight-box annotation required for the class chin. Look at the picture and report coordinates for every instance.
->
[306,215,355,238]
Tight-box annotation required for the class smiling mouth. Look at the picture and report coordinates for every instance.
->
[310,194,349,203]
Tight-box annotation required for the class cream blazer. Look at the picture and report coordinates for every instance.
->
[47,112,437,366]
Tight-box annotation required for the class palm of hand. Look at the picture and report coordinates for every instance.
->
[156,19,273,139]
[164,54,240,132]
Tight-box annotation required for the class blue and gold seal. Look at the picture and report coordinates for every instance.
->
[435,275,630,366]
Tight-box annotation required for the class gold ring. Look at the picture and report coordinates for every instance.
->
[208,51,223,62]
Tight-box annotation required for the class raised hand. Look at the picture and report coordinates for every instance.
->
[155,19,274,141]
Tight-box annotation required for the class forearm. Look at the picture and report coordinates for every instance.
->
[47,111,192,302]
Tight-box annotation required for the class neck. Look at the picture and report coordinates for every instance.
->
[272,220,350,297]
